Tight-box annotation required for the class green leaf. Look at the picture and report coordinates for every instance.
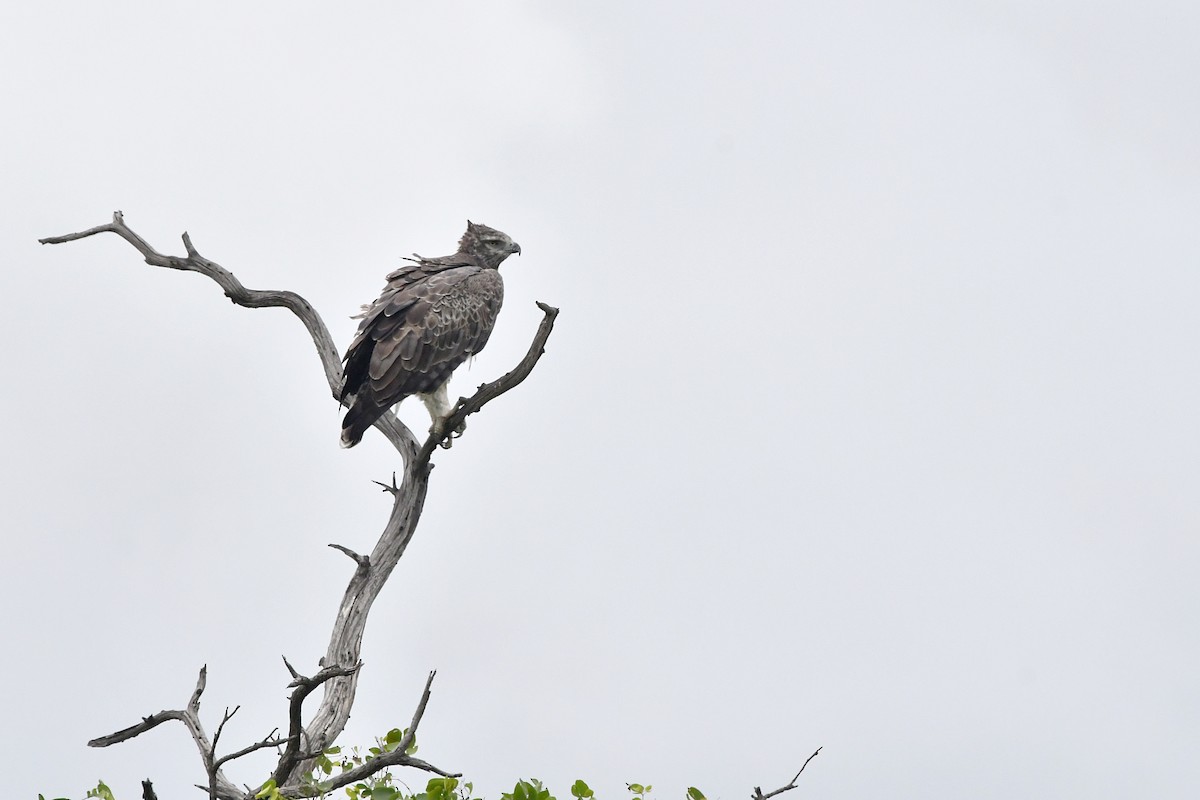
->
[571,780,594,799]
[256,780,279,799]
[513,780,537,800]
[372,788,399,800]
[86,782,117,800]
[428,776,460,799]
[628,786,644,795]
[325,745,342,755]
[687,789,707,800]
[644,788,652,794]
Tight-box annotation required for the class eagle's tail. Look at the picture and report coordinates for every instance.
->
[340,400,386,449]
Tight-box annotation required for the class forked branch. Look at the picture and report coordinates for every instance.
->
[88,666,242,800]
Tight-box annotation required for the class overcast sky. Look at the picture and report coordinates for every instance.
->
[3,2,1199,799]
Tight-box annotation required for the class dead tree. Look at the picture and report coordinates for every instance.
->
[40,212,559,799]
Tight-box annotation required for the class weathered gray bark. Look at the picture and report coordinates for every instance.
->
[40,212,559,799]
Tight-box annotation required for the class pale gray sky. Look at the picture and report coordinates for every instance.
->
[3,2,1198,799]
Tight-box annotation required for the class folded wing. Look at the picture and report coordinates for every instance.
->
[339,264,504,447]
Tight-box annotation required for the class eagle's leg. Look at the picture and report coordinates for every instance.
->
[419,381,465,447]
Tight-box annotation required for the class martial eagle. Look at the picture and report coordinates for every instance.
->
[338,221,521,448]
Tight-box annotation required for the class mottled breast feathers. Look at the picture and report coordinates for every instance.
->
[339,222,519,448]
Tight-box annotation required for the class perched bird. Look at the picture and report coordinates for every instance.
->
[338,221,521,448]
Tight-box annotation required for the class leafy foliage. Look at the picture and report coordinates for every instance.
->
[50,774,709,800]
[49,731,713,800]
[38,781,117,800]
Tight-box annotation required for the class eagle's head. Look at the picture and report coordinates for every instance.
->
[459,221,521,270]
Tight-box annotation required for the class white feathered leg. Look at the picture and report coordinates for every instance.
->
[418,380,464,445]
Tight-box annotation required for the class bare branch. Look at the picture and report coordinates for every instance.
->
[751,748,822,800]
[328,543,370,569]
[417,301,560,463]
[88,667,242,800]
[394,670,437,757]
[372,471,401,496]
[40,211,422,454]
[189,664,208,715]
[87,710,186,748]
[211,705,240,754]
[208,716,284,800]
[213,728,284,771]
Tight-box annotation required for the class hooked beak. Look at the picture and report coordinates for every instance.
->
[511,242,522,256]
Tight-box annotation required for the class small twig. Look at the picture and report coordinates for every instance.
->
[327,543,370,570]
[206,705,241,800]
[417,301,559,464]
[752,748,822,800]
[394,669,436,756]
[213,728,284,770]
[372,471,401,496]
[211,705,240,753]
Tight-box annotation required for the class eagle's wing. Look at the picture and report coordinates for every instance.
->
[339,264,504,447]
